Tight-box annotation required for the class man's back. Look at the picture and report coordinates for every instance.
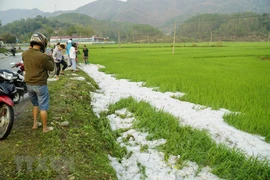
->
[22,48,54,85]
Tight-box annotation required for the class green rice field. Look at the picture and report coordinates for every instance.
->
[79,42,270,142]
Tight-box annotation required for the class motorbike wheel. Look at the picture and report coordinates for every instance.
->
[0,103,14,140]
[13,92,20,104]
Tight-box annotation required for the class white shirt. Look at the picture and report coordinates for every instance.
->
[69,47,76,59]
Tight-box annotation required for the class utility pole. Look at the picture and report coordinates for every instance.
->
[133,30,135,43]
[172,22,176,55]
[118,31,121,48]
[249,0,252,12]
[210,32,213,42]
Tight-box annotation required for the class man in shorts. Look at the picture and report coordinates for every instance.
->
[22,33,55,133]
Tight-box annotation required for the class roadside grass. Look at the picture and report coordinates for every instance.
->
[78,42,270,142]
[0,47,8,54]
[0,70,126,179]
[107,97,270,179]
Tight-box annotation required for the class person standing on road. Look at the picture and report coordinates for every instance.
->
[82,45,89,64]
[52,44,67,79]
[22,33,55,133]
[11,46,16,56]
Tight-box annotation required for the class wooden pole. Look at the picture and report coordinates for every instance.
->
[172,22,176,55]
[118,31,121,48]
[133,31,135,43]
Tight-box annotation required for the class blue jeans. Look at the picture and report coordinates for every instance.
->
[27,85,49,111]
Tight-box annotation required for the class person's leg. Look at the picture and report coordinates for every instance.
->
[37,85,53,132]
[60,60,67,74]
[71,58,77,71]
[68,55,72,67]
[40,110,48,132]
[55,63,61,79]
[32,106,39,129]
[27,85,40,130]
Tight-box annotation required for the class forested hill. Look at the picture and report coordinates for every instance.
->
[75,0,270,28]
[177,12,270,42]
[0,13,162,43]
[0,11,269,43]
[51,13,162,41]
[0,15,70,43]
[0,0,269,28]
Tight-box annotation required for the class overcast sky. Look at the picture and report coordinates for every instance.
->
[0,0,127,13]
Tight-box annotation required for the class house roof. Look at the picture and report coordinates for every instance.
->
[50,35,109,40]
[50,36,89,39]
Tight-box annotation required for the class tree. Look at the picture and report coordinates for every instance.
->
[42,24,54,38]
[2,33,16,43]
[178,12,270,41]
[67,26,76,36]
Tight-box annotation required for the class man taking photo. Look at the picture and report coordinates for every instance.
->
[22,33,55,133]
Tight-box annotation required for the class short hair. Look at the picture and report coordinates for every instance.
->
[56,42,60,45]
[60,44,66,49]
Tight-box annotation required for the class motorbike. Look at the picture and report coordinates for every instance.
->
[11,62,24,76]
[0,81,16,140]
[0,63,27,104]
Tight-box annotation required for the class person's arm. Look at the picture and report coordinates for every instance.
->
[43,55,55,71]
[52,48,58,61]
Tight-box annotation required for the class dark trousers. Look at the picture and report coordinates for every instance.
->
[56,60,67,76]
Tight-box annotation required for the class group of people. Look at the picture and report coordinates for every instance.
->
[22,33,90,133]
[44,39,90,79]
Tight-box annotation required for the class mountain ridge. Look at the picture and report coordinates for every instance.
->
[0,0,269,28]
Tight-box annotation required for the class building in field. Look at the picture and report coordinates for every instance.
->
[49,35,114,45]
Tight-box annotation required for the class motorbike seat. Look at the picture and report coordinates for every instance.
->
[0,81,17,97]
[0,69,19,79]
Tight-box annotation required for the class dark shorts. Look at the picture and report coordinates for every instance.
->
[84,56,88,59]
[27,85,49,111]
